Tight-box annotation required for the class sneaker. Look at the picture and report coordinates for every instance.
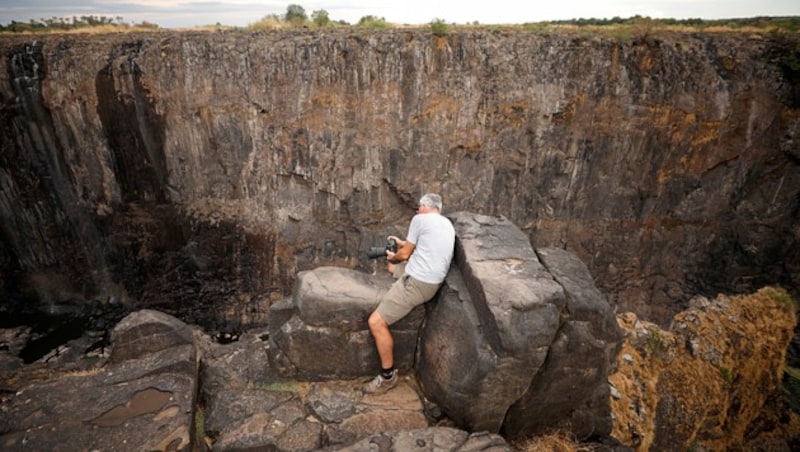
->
[362,371,398,395]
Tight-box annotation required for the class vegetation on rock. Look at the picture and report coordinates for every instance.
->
[0,15,158,32]
[2,6,798,35]
[609,287,800,450]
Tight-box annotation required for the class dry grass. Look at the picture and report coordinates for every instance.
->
[514,431,595,452]
[247,15,288,31]
[6,17,793,36]
[3,25,165,35]
[61,367,104,378]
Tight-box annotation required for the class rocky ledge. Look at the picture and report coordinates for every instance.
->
[0,308,510,451]
[0,212,624,450]
[1,213,797,450]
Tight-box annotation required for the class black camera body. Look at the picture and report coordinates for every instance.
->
[367,238,398,259]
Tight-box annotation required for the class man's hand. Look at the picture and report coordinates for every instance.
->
[387,235,415,262]
[385,235,403,262]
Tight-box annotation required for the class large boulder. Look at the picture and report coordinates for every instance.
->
[502,246,623,440]
[415,212,622,439]
[110,309,194,363]
[268,266,426,380]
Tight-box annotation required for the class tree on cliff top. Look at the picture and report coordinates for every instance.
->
[285,4,307,23]
[312,9,331,27]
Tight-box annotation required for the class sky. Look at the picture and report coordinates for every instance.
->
[1,0,798,28]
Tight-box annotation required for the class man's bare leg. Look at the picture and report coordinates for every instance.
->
[363,310,399,394]
[368,311,394,369]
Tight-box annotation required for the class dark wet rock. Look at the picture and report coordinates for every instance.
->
[204,388,296,435]
[325,380,429,447]
[0,353,23,374]
[0,327,31,373]
[208,395,323,451]
[0,326,31,357]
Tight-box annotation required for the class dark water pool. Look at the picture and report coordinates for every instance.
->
[1,312,88,363]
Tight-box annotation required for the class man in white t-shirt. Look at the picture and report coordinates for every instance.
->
[363,193,455,394]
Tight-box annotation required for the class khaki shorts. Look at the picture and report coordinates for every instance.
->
[376,265,441,325]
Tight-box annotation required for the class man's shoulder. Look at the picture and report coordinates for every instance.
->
[413,212,454,231]
[432,212,454,227]
[426,213,455,234]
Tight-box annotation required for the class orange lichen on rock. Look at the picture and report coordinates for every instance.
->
[610,287,799,450]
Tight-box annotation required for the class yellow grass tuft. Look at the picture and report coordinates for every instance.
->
[514,431,594,452]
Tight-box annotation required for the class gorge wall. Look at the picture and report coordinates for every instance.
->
[0,29,798,329]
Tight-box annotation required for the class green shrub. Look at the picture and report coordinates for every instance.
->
[644,326,666,360]
[357,15,387,29]
[312,9,331,28]
[718,366,734,384]
[430,18,448,36]
[285,4,307,23]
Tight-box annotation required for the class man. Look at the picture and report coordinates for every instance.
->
[363,193,455,394]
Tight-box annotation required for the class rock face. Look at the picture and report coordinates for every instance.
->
[416,212,621,438]
[0,30,798,330]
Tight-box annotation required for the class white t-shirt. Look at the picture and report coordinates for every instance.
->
[404,213,455,284]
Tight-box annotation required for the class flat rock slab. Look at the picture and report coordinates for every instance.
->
[204,377,430,450]
[334,427,511,451]
[0,343,197,451]
[329,378,428,446]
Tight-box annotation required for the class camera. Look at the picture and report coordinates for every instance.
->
[366,238,397,259]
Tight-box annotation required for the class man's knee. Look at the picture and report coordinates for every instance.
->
[368,311,387,331]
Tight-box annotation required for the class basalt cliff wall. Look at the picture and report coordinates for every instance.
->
[0,29,798,328]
